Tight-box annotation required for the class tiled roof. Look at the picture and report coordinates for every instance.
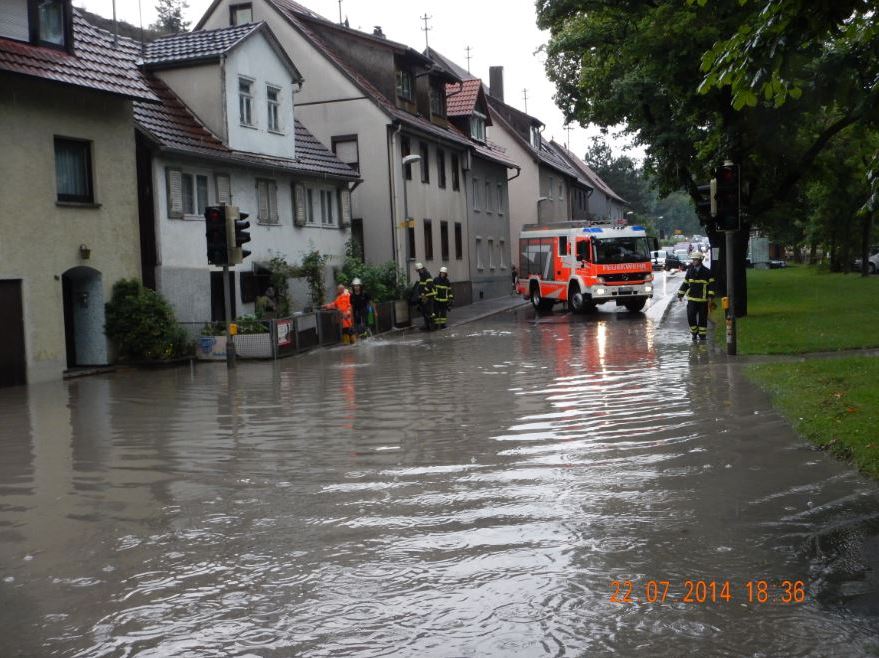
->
[547,140,628,204]
[134,76,358,180]
[263,0,473,150]
[0,10,157,102]
[426,47,476,82]
[142,22,260,67]
[445,79,482,117]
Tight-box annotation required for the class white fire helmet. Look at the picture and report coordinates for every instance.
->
[439,266,448,274]
[415,262,424,270]
[351,278,362,286]
[690,251,704,260]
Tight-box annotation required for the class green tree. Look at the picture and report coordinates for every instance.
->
[151,0,190,34]
[105,279,189,361]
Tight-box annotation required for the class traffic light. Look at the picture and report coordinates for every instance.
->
[226,205,252,265]
[204,205,229,265]
[713,162,741,231]
[695,183,711,226]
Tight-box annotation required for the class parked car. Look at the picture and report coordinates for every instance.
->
[650,250,667,270]
[673,249,691,267]
[853,248,879,274]
[664,251,685,271]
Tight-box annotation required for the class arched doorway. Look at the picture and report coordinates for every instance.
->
[61,267,107,368]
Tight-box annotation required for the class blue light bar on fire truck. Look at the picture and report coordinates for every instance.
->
[583,227,603,233]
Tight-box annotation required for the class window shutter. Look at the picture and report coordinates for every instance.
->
[257,180,269,221]
[240,272,256,303]
[166,168,183,218]
[216,173,231,204]
[294,183,306,226]
[339,188,351,228]
[270,181,279,223]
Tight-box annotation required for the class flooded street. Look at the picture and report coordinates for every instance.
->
[2,283,878,656]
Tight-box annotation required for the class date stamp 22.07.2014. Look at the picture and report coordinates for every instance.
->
[609,579,806,605]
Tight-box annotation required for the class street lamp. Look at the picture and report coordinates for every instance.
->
[400,154,421,281]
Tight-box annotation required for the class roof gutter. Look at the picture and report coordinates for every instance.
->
[507,166,521,183]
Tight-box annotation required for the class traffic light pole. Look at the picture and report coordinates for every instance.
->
[222,264,236,368]
[724,230,737,356]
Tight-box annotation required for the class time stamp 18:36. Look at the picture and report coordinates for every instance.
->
[610,579,807,605]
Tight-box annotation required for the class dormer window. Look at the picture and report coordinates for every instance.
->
[429,82,446,117]
[29,0,68,49]
[530,125,541,149]
[239,77,254,126]
[396,69,414,102]
[470,112,486,142]
[229,3,253,25]
[266,85,281,132]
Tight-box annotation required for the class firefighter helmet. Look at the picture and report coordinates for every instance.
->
[439,266,448,273]
[690,251,704,260]
[415,262,424,270]
[351,278,362,286]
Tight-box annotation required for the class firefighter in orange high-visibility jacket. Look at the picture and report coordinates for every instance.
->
[324,284,354,343]
[432,267,454,329]
[676,251,716,342]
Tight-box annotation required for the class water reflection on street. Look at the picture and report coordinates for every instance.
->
[1,298,878,656]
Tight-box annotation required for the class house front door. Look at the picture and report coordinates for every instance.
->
[0,280,26,387]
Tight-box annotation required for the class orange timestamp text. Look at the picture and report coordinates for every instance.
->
[609,579,806,605]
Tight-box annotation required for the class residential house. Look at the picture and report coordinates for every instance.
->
[135,22,359,323]
[546,140,630,222]
[443,77,520,300]
[0,2,158,386]
[196,0,511,304]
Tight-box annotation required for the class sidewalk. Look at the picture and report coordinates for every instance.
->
[447,294,529,327]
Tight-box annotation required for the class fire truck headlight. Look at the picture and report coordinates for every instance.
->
[645,273,654,282]
[645,285,653,293]
[595,287,606,296]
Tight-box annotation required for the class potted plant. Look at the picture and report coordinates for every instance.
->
[232,314,273,358]
[196,321,228,361]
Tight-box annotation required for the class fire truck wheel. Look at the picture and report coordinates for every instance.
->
[624,298,647,312]
[567,285,584,313]
[530,285,554,312]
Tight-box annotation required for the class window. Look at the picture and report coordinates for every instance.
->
[30,0,67,48]
[332,135,360,173]
[558,182,564,200]
[440,220,449,261]
[266,85,281,132]
[437,150,446,188]
[548,176,555,200]
[407,225,416,260]
[320,189,336,225]
[454,222,463,260]
[402,136,412,180]
[470,112,486,142]
[476,237,484,270]
[55,138,92,203]
[256,178,279,223]
[423,219,434,260]
[395,69,414,101]
[229,3,253,25]
[451,154,460,190]
[216,173,232,204]
[419,142,430,183]
[497,183,504,214]
[182,173,208,215]
[499,239,506,268]
[485,181,492,213]
[488,238,495,269]
[239,77,254,126]
[430,82,446,117]
[558,236,568,256]
[530,125,541,149]
[472,177,480,211]
[306,188,315,223]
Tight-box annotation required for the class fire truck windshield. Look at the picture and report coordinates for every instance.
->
[593,237,651,264]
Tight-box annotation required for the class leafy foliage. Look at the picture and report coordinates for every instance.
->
[293,249,330,308]
[151,0,190,34]
[105,279,189,361]
[337,240,408,302]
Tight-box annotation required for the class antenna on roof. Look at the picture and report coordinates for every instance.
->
[111,0,118,46]
[522,88,528,113]
[338,0,343,25]
[564,124,573,150]
[138,0,145,54]
[465,45,472,73]
[420,13,432,49]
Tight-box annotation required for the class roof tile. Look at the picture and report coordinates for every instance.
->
[142,23,260,67]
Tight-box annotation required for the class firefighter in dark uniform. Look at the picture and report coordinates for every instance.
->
[432,266,454,329]
[676,251,716,341]
[410,262,436,331]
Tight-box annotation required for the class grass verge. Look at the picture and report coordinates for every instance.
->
[712,265,879,476]
[745,358,879,479]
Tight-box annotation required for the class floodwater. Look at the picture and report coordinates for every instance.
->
[1,288,878,656]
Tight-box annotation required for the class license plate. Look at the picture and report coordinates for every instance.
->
[619,287,632,294]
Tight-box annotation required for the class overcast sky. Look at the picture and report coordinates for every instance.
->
[74,0,638,159]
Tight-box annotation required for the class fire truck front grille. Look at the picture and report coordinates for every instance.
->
[604,273,647,283]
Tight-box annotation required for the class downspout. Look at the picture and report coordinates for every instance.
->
[388,121,402,278]
[219,54,228,144]
[506,166,521,183]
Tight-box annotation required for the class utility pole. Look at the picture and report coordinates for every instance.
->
[564,124,573,150]
[338,0,342,24]
[522,88,528,113]
[465,45,472,72]
[420,13,431,49]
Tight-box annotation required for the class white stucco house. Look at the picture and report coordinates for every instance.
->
[195,0,520,305]
[134,22,359,323]
[0,1,159,386]
[546,140,630,222]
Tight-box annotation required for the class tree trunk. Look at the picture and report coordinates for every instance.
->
[733,225,749,318]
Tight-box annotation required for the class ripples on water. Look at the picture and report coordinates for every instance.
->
[0,307,878,656]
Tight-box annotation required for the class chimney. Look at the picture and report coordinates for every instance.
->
[489,66,504,102]
[373,25,385,38]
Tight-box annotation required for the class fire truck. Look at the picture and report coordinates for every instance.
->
[516,221,658,313]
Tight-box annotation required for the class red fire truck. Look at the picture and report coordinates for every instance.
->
[516,221,658,313]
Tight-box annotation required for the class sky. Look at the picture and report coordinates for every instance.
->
[74,0,639,160]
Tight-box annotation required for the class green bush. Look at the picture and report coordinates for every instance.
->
[234,314,269,334]
[338,240,408,301]
[105,279,190,361]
